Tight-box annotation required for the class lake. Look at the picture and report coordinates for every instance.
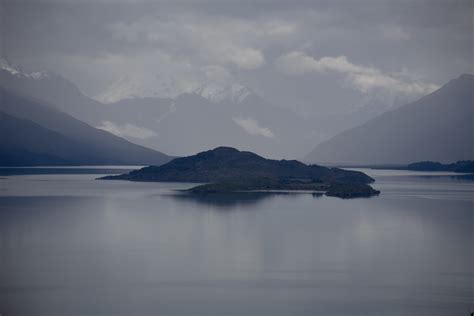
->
[0,168,472,316]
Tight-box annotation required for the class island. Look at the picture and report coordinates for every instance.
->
[406,160,474,173]
[99,147,380,198]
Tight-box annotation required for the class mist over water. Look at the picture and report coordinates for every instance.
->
[0,169,472,316]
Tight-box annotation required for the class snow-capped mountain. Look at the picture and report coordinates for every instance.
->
[0,57,50,80]
[95,73,254,105]
[193,82,252,104]
[95,75,188,104]
[0,58,20,76]
[0,57,106,125]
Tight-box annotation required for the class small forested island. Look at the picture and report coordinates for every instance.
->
[100,147,380,198]
[406,160,474,173]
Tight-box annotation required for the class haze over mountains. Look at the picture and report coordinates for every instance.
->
[96,73,253,105]
[3,57,419,160]
[0,58,315,158]
[306,74,474,165]
[1,57,472,166]
[0,87,172,166]
[0,58,104,125]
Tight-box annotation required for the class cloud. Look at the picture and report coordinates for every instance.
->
[222,47,264,70]
[275,51,439,95]
[201,65,233,84]
[380,25,410,40]
[7,0,468,124]
[91,50,204,101]
[107,16,297,70]
[89,14,299,100]
[232,117,274,138]
[97,121,157,139]
[87,15,299,100]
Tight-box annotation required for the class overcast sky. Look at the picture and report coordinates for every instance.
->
[2,0,473,116]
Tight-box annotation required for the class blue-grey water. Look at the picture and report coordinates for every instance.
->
[0,168,472,316]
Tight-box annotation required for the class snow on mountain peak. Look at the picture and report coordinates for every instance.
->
[194,82,252,104]
[95,75,192,104]
[28,70,50,80]
[0,57,21,76]
[0,57,50,80]
[95,73,254,104]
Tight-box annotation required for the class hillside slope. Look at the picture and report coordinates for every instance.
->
[306,74,474,165]
[0,88,172,166]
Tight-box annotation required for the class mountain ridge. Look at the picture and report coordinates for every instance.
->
[0,58,314,158]
[306,74,474,165]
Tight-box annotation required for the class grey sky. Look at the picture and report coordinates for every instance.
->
[2,0,472,116]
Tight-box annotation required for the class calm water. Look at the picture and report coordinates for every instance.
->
[0,169,472,316]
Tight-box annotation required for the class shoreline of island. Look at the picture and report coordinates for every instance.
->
[99,147,380,199]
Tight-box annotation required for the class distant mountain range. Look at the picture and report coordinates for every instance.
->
[306,74,474,165]
[91,92,313,158]
[0,58,314,158]
[95,77,412,159]
[2,57,472,165]
[96,74,253,105]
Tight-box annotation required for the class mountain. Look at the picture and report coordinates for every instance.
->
[1,111,83,166]
[306,74,474,165]
[193,81,252,104]
[98,92,314,159]
[92,73,314,158]
[310,96,412,143]
[1,111,127,166]
[101,147,378,198]
[95,75,188,104]
[0,87,172,166]
[95,73,253,105]
[0,57,105,125]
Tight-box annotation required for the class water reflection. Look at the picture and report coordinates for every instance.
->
[0,170,473,316]
[164,191,323,209]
